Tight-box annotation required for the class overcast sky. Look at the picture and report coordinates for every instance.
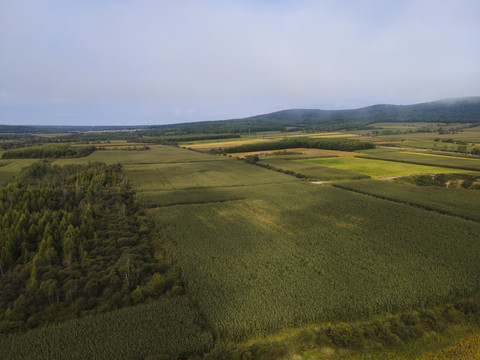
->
[1,0,480,126]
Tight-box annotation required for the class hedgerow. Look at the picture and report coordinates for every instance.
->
[224,137,375,153]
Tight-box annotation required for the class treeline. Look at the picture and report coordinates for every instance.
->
[59,131,243,144]
[145,121,286,135]
[224,137,375,153]
[1,144,96,159]
[0,134,53,151]
[0,125,141,134]
[0,162,180,333]
[132,133,241,144]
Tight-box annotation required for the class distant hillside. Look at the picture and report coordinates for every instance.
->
[243,96,480,126]
[0,124,146,134]
[1,97,479,135]
[146,96,480,134]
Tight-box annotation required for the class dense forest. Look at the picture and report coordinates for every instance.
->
[0,162,180,333]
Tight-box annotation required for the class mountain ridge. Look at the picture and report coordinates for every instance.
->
[240,96,480,124]
[1,96,480,134]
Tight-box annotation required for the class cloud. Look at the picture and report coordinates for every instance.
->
[1,0,479,125]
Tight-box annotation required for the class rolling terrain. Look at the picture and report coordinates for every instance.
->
[1,100,480,359]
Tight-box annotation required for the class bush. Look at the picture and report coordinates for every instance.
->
[326,324,364,348]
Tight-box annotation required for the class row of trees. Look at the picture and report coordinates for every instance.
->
[0,161,180,333]
[1,144,96,159]
[132,133,241,144]
[225,137,375,153]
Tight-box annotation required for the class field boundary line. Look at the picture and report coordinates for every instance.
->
[146,198,245,208]
[133,180,297,192]
[332,183,480,224]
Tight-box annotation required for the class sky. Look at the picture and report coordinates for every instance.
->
[1,0,480,126]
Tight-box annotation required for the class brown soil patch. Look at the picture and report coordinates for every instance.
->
[445,179,465,189]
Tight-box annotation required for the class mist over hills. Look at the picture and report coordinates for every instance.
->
[149,96,480,134]
[1,97,480,134]
[243,96,480,125]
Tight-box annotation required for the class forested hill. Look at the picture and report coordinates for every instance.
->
[145,96,480,134]
[1,97,479,135]
[243,96,480,126]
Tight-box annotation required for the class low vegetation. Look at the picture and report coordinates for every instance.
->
[0,297,214,360]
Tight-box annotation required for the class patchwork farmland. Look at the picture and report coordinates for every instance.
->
[2,119,480,359]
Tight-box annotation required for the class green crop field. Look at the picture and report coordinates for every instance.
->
[4,141,480,359]
[334,179,480,222]
[151,179,480,339]
[100,146,480,342]
[358,150,480,171]
[297,156,468,178]
[55,145,224,165]
[258,157,369,180]
[0,298,213,360]
[0,158,37,184]
[125,158,297,193]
